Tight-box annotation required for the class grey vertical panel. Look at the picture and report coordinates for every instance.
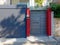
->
[51,11,55,36]
[30,10,47,36]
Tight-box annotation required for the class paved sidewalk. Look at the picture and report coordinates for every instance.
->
[0,36,57,45]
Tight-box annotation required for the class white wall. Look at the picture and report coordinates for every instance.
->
[0,0,10,5]
[29,0,35,7]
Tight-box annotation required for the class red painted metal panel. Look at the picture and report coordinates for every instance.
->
[26,8,30,36]
[46,8,51,36]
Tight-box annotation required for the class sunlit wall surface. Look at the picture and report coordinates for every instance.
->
[0,0,10,5]
[54,18,60,37]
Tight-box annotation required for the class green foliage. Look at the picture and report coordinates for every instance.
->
[35,0,44,6]
[50,3,60,18]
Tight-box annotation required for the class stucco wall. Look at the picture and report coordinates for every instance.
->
[54,18,60,37]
